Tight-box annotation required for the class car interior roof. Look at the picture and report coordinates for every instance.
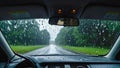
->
[0,0,120,20]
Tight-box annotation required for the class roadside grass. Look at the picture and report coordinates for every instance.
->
[62,46,109,55]
[11,45,44,54]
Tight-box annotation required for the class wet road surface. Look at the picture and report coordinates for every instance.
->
[25,44,76,55]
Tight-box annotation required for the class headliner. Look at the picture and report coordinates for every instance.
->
[0,0,120,20]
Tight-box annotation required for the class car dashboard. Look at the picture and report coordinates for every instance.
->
[40,62,120,68]
[7,55,120,68]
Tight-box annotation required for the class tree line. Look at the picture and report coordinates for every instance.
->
[0,19,50,45]
[55,19,120,48]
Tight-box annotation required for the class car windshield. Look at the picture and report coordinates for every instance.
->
[0,19,119,56]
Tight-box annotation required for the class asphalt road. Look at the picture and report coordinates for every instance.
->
[25,44,77,55]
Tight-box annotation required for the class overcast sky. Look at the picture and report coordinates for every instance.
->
[37,19,63,41]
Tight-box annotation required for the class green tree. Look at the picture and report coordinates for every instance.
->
[55,19,120,48]
[0,19,50,45]
[39,30,50,45]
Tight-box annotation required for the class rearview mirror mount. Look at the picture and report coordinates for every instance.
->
[49,17,79,26]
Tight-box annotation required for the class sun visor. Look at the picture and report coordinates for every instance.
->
[0,5,48,20]
[81,5,120,20]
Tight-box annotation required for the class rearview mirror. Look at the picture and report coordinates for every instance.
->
[49,18,79,26]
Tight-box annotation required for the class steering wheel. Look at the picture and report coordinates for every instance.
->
[15,55,38,68]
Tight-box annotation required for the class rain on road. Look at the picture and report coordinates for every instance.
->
[25,44,76,55]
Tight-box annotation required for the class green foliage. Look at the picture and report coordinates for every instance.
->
[11,45,44,54]
[55,19,120,48]
[0,19,50,45]
[39,30,50,45]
